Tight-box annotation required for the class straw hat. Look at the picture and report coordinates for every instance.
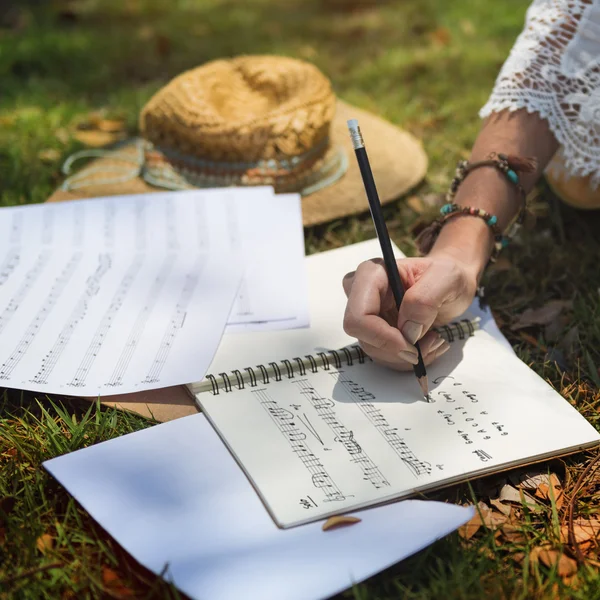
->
[49,56,428,226]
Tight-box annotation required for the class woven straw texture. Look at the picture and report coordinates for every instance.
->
[140,56,335,163]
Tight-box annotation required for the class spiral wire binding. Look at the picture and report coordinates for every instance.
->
[193,318,479,396]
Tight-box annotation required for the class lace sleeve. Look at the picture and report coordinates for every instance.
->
[480,0,600,185]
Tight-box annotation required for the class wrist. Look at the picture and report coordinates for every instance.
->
[427,216,492,283]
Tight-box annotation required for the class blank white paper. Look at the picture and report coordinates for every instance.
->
[44,413,474,600]
[222,191,309,333]
[0,192,242,395]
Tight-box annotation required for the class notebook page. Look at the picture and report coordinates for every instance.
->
[198,328,600,528]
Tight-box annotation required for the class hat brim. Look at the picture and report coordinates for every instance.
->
[48,100,428,226]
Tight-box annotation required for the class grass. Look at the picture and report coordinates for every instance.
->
[1,0,600,597]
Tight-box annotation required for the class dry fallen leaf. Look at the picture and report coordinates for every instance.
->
[460,19,475,35]
[73,130,126,148]
[322,515,361,531]
[96,119,126,133]
[406,195,425,214]
[54,128,71,144]
[499,484,540,508]
[490,498,512,517]
[535,473,564,509]
[38,148,61,162]
[560,517,600,545]
[511,300,572,330]
[36,533,54,554]
[498,523,527,544]
[515,471,550,490]
[102,566,134,597]
[538,546,578,577]
[458,511,483,540]
[429,26,451,46]
[458,502,508,539]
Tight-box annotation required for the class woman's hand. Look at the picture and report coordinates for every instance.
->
[342,254,478,370]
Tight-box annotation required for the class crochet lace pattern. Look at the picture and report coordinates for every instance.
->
[480,0,600,186]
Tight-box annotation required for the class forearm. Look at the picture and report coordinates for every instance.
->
[429,109,559,280]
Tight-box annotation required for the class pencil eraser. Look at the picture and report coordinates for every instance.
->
[347,119,359,130]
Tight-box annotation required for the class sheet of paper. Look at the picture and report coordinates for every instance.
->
[198,328,600,527]
[223,191,309,333]
[0,192,242,395]
[43,413,473,600]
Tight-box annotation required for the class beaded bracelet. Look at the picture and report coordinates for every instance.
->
[448,152,537,226]
[415,152,538,264]
[416,203,507,263]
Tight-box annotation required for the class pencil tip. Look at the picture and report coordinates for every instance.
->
[417,376,430,401]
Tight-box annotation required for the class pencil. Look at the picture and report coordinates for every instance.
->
[347,118,429,401]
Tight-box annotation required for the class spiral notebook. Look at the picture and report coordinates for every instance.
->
[190,239,600,529]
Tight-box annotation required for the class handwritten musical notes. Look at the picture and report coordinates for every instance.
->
[254,388,348,504]
[197,327,600,528]
[0,191,243,394]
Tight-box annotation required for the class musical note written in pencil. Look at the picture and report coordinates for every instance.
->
[333,373,432,477]
[253,388,350,503]
[294,379,390,489]
[431,376,509,443]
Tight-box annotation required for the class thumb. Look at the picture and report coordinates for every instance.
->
[397,264,451,344]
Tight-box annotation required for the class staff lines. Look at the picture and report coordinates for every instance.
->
[142,254,205,384]
[31,254,112,384]
[0,252,83,380]
[68,254,144,387]
[107,252,176,387]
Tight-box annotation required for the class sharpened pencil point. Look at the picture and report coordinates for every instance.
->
[417,376,429,401]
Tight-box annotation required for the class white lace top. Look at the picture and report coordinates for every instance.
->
[480,0,600,186]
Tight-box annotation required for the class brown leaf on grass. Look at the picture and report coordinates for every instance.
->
[511,300,572,330]
[498,523,527,544]
[560,517,600,545]
[516,472,550,490]
[499,484,540,508]
[490,498,512,517]
[534,474,564,509]
[458,511,483,540]
[73,130,126,148]
[36,533,54,554]
[458,502,508,540]
[406,195,425,214]
[54,128,71,144]
[429,26,451,46]
[96,119,126,133]
[38,148,61,163]
[322,515,361,531]
[537,546,578,577]
[460,19,475,35]
[102,566,135,597]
